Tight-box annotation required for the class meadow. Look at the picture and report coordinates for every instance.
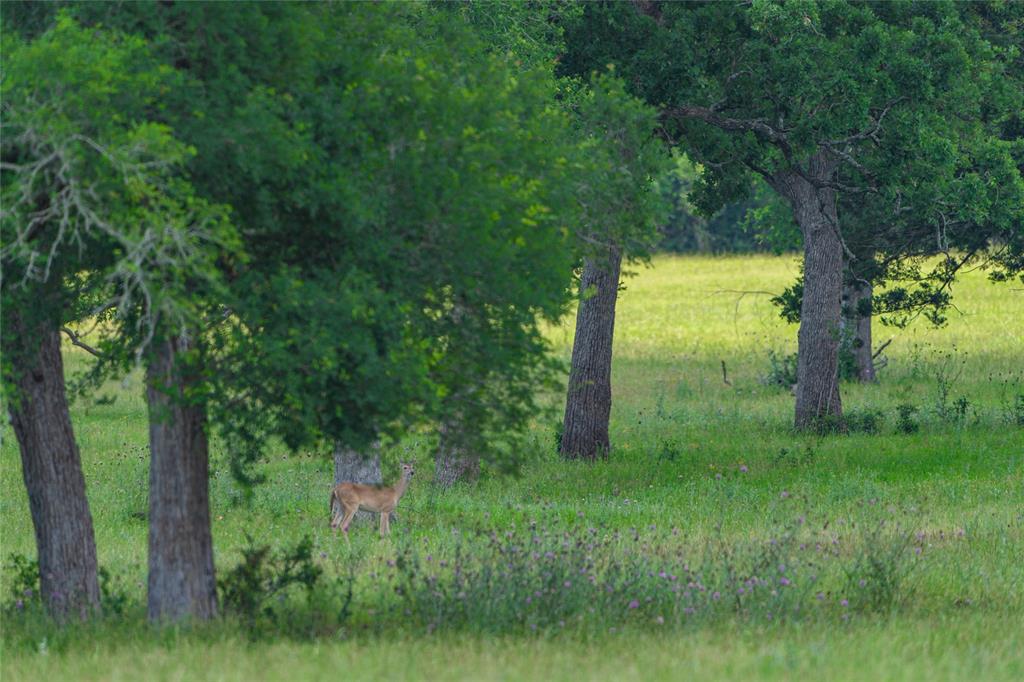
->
[2,254,1023,681]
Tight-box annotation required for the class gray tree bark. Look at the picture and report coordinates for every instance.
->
[771,153,844,430]
[433,418,479,489]
[146,335,217,622]
[560,247,623,460]
[333,441,393,524]
[842,278,876,383]
[5,317,100,621]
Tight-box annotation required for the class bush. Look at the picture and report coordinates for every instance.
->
[842,522,918,613]
[218,535,323,631]
[895,404,919,434]
[845,408,884,435]
[1006,394,1024,427]
[770,446,816,468]
[762,350,798,389]
[3,554,40,613]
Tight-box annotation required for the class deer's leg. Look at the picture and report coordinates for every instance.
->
[379,512,388,537]
[330,496,342,532]
[340,504,358,535]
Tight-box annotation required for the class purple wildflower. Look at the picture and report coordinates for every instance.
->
[841,599,849,607]
[739,465,748,473]
[779,577,791,586]
[780,490,790,499]
[712,591,721,600]
[628,599,640,609]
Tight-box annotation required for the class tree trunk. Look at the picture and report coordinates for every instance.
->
[771,154,844,430]
[842,278,876,383]
[5,317,100,621]
[146,335,217,622]
[560,247,623,460]
[333,441,393,524]
[433,418,479,489]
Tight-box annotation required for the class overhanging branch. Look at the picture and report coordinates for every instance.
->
[61,327,105,359]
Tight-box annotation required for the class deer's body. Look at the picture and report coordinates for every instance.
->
[330,462,414,538]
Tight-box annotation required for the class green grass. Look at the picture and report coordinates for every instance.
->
[2,254,1023,680]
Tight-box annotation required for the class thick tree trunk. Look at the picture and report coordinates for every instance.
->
[771,154,844,430]
[560,248,623,460]
[146,336,217,622]
[333,441,392,524]
[433,418,479,489]
[842,278,875,383]
[5,317,100,621]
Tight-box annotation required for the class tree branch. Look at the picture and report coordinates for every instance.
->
[61,327,105,359]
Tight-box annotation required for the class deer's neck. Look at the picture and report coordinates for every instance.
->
[393,475,411,499]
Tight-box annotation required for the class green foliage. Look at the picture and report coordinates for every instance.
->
[895,404,920,435]
[3,554,40,612]
[218,535,322,626]
[567,71,670,262]
[1,13,236,378]
[657,154,770,254]
[844,408,885,435]
[842,522,918,614]
[761,350,799,390]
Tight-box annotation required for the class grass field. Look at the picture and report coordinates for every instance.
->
[2,254,1023,681]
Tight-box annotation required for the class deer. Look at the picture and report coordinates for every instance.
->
[330,462,415,539]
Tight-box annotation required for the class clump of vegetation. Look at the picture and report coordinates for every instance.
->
[1006,394,1024,427]
[770,446,816,468]
[3,554,40,615]
[895,404,920,435]
[218,535,323,633]
[842,522,919,614]
[655,438,684,462]
[845,409,885,435]
[377,509,922,635]
[762,350,799,390]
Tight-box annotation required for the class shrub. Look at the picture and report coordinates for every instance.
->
[1006,394,1024,427]
[845,408,884,435]
[895,404,919,434]
[842,522,918,613]
[770,446,816,468]
[218,535,323,630]
[762,350,798,389]
[3,554,40,613]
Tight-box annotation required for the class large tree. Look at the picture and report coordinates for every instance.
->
[560,0,1023,429]
[559,76,668,461]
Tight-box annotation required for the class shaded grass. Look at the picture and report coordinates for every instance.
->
[4,615,1024,682]
[2,254,1022,679]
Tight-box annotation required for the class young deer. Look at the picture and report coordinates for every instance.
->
[330,462,414,539]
